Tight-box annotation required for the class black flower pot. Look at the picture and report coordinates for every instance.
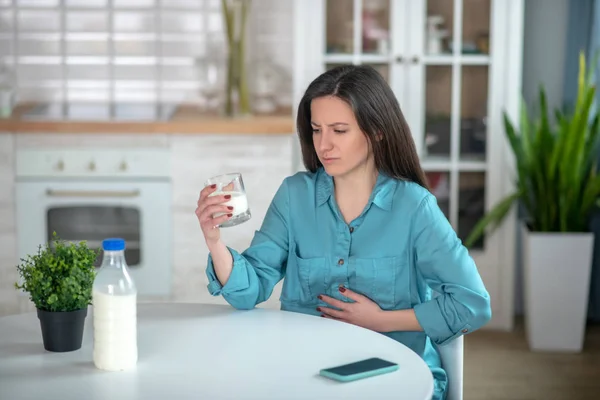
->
[37,307,88,352]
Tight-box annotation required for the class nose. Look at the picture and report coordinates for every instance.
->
[317,130,334,154]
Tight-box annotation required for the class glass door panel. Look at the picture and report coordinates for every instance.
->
[460,65,488,161]
[326,0,354,54]
[66,11,108,33]
[418,1,492,249]
[326,62,389,82]
[424,65,452,161]
[425,171,450,219]
[362,0,391,55]
[458,172,485,249]
[114,0,154,7]
[0,11,12,34]
[426,0,453,55]
[368,63,389,81]
[463,0,491,55]
[325,63,345,72]
[65,0,106,7]
[17,0,59,6]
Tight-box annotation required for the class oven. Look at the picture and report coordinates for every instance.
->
[15,148,172,297]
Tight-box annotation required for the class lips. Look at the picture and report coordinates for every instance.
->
[322,157,338,164]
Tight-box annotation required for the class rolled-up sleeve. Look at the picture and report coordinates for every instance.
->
[412,193,492,346]
[206,178,290,310]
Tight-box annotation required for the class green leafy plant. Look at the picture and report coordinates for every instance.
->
[15,233,99,312]
[465,51,600,247]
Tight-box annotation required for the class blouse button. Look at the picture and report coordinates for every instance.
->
[462,328,469,333]
[349,227,354,233]
[338,259,344,265]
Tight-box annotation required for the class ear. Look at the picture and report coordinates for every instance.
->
[375,132,383,141]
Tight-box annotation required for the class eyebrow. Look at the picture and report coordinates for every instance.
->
[310,121,349,126]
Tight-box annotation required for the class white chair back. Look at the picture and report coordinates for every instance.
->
[431,291,464,400]
[436,335,464,400]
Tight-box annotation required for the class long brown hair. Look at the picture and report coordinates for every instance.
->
[296,64,429,189]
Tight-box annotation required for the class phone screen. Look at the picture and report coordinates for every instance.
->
[322,357,398,376]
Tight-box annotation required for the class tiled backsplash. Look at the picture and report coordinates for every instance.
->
[0,0,293,110]
[170,134,291,310]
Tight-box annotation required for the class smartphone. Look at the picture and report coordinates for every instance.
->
[319,357,399,382]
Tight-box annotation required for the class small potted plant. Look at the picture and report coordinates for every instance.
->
[15,233,99,352]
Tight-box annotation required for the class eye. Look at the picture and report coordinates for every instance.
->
[334,130,347,134]
[312,128,321,134]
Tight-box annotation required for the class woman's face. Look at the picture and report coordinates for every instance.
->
[310,96,373,178]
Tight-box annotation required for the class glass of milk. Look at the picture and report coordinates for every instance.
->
[205,172,251,228]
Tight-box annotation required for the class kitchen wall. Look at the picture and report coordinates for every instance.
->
[521,0,569,115]
[0,133,17,316]
[0,0,293,111]
[169,134,292,310]
[0,0,296,317]
[514,0,569,316]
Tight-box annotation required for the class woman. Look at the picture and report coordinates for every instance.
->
[196,64,491,400]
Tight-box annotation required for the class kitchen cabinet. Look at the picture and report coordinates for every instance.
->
[0,132,294,317]
[293,0,525,330]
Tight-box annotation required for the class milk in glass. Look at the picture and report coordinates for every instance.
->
[205,172,252,228]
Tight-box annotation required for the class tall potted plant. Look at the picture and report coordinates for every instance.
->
[15,233,98,352]
[465,52,600,352]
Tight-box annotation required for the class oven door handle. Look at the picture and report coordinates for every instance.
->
[45,189,141,198]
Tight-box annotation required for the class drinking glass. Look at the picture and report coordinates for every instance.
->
[204,172,251,228]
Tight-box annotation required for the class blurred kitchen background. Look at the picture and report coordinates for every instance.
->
[0,0,599,398]
[0,0,293,117]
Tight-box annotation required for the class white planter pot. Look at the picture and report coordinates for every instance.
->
[522,225,594,352]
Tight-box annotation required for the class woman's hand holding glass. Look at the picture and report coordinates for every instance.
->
[196,183,234,244]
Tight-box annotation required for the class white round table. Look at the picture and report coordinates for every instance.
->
[0,303,434,400]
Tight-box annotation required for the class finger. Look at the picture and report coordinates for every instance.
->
[320,313,340,321]
[196,208,232,230]
[198,205,233,223]
[196,205,233,222]
[223,181,235,192]
[338,286,366,303]
[197,204,230,219]
[207,213,232,228]
[199,184,218,201]
[318,294,346,310]
[318,306,345,319]
[197,193,232,208]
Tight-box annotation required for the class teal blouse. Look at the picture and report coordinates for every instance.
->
[206,167,491,399]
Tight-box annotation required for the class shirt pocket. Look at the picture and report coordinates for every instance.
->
[349,256,410,310]
[290,252,328,304]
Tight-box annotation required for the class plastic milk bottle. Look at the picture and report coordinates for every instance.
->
[92,238,138,371]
